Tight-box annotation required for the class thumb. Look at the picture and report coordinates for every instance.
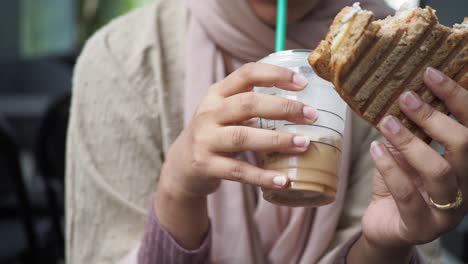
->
[372,169,391,198]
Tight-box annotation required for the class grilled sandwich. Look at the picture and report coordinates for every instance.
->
[308,3,468,141]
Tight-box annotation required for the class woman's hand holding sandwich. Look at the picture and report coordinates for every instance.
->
[349,67,468,263]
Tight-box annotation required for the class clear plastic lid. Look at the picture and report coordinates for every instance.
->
[255,50,347,150]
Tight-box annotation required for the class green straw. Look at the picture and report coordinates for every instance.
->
[275,0,288,52]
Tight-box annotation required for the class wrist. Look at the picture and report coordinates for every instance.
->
[155,183,208,232]
[348,234,414,264]
[363,235,413,260]
[156,160,208,219]
[158,161,203,199]
[156,177,207,211]
[155,162,209,250]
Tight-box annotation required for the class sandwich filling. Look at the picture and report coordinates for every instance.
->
[453,18,468,31]
[331,2,362,52]
[395,2,417,20]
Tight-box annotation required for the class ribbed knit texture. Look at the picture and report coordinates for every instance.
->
[136,208,422,264]
[137,203,211,264]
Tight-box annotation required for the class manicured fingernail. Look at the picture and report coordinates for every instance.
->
[292,73,308,87]
[425,67,444,84]
[303,106,318,121]
[273,175,288,186]
[370,141,384,159]
[293,136,310,148]
[380,116,401,135]
[401,91,422,110]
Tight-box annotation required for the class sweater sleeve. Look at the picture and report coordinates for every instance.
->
[137,202,211,264]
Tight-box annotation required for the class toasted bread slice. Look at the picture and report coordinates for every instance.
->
[386,23,467,117]
[308,4,468,142]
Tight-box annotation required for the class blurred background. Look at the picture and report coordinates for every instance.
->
[0,0,466,263]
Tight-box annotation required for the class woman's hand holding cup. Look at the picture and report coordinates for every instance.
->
[161,62,318,199]
[155,63,317,249]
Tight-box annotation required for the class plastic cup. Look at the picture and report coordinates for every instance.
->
[254,49,347,207]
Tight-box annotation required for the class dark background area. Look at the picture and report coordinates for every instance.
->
[0,1,150,263]
[422,0,467,26]
[0,0,466,263]
[0,1,20,60]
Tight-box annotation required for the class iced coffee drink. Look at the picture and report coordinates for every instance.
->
[254,50,347,207]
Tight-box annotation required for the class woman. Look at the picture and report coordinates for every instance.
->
[66,0,467,263]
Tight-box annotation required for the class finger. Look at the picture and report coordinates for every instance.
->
[399,91,468,149]
[378,115,458,205]
[217,92,318,124]
[424,67,468,125]
[240,117,258,127]
[206,156,289,189]
[213,126,310,153]
[370,141,434,231]
[214,63,308,97]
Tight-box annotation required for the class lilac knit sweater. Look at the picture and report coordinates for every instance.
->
[137,205,420,264]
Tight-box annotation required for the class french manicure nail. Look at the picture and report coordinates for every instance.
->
[293,136,310,148]
[381,116,401,135]
[401,91,422,110]
[273,175,287,186]
[425,67,444,84]
[370,141,384,159]
[292,73,308,87]
[303,106,318,121]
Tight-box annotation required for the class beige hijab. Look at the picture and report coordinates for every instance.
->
[184,1,392,263]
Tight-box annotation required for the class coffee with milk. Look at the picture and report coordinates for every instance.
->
[254,50,347,207]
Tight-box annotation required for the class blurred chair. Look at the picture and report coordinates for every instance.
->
[0,58,72,150]
[0,116,37,263]
[34,92,71,259]
[0,57,72,263]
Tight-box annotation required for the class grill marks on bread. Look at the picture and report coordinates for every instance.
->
[308,6,468,142]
